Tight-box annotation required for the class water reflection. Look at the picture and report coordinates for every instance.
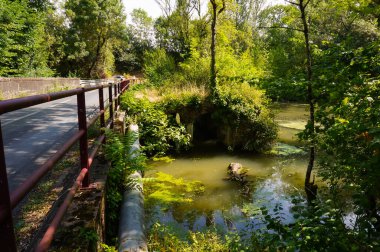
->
[146,103,309,232]
[147,153,307,232]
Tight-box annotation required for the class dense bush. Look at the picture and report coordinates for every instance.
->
[213,82,278,152]
[120,91,191,157]
[143,49,177,86]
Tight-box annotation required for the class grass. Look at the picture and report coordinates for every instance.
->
[132,83,208,103]
[14,112,108,250]
[45,83,71,93]
[14,148,79,251]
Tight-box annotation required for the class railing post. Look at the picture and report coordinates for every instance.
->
[77,90,89,187]
[114,84,118,109]
[117,83,121,106]
[99,88,105,130]
[108,85,114,129]
[0,122,17,252]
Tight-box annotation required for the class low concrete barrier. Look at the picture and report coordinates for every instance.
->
[0,77,80,100]
[118,124,147,252]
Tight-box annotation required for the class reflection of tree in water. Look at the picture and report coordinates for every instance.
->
[205,210,214,228]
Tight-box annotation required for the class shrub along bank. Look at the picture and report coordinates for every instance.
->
[120,81,277,157]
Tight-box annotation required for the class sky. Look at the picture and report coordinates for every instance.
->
[122,0,286,23]
[122,0,162,23]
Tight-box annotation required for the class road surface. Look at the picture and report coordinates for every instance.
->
[1,88,110,191]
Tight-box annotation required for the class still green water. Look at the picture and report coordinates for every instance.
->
[146,103,309,231]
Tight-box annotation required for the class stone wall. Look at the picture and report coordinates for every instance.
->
[0,78,80,100]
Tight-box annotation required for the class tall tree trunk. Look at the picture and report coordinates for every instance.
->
[367,193,380,232]
[210,0,218,95]
[88,35,106,78]
[210,0,225,96]
[293,0,317,202]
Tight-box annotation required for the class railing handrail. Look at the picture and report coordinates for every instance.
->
[0,83,113,115]
[0,77,139,251]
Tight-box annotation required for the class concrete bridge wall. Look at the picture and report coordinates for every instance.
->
[0,78,80,100]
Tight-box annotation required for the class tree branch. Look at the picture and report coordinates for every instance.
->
[218,0,226,14]
[285,0,299,6]
[258,26,303,32]
[304,0,311,8]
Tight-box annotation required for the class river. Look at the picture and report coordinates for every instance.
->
[146,103,310,232]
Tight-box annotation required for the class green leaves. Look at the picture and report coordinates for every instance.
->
[63,0,126,77]
[0,0,53,76]
[120,91,191,157]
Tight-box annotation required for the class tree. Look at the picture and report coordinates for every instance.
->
[120,8,154,73]
[154,0,194,62]
[0,0,53,76]
[258,5,304,79]
[155,0,175,18]
[272,0,316,201]
[63,0,126,78]
[308,0,380,230]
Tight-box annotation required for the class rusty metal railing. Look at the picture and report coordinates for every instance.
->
[0,78,136,251]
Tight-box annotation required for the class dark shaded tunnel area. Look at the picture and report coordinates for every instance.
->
[193,113,218,143]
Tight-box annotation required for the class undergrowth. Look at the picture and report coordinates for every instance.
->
[104,129,147,244]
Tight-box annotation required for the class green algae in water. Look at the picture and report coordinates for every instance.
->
[266,143,307,156]
[145,172,204,208]
[273,103,308,145]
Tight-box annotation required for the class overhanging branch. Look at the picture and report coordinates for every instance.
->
[285,0,298,6]
[258,26,303,32]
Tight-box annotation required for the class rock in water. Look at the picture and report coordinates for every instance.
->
[227,163,248,182]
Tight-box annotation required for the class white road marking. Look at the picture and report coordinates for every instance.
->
[2,99,72,126]
[2,111,41,126]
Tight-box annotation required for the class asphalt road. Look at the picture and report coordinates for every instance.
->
[1,88,110,191]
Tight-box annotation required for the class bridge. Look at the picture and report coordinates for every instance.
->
[0,78,137,251]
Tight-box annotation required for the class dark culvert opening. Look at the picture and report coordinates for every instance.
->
[193,113,218,143]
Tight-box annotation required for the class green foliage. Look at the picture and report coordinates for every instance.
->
[177,47,210,87]
[120,92,191,157]
[148,223,229,252]
[258,77,307,102]
[103,129,146,243]
[315,78,380,214]
[122,81,276,153]
[213,82,278,151]
[78,227,98,243]
[100,243,117,252]
[62,0,126,78]
[118,8,154,73]
[304,25,380,226]
[0,0,53,76]
[158,87,205,114]
[242,197,380,251]
[144,49,177,86]
[154,2,192,63]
